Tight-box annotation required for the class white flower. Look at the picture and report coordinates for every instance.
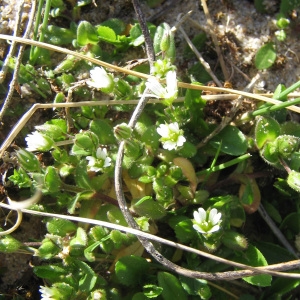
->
[193,208,222,234]
[86,67,114,92]
[157,122,186,150]
[39,286,55,300]
[145,70,177,105]
[25,131,54,152]
[86,147,111,172]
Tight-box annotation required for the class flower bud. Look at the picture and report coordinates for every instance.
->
[160,30,171,52]
[16,149,41,172]
[124,139,143,159]
[72,131,99,155]
[114,123,132,141]
[38,238,60,259]
[222,231,248,250]
[0,235,21,253]
[54,55,77,73]
[276,135,300,158]
[277,17,290,29]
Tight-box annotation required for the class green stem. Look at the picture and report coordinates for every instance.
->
[60,182,86,193]
[30,0,52,64]
[251,97,300,117]
[278,80,300,100]
[196,153,251,175]
[27,82,47,98]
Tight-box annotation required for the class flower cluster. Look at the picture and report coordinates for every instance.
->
[157,122,186,150]
[86,147,112,172]
[193,208,222,234]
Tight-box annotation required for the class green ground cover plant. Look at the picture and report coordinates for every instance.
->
[1,0,300,299]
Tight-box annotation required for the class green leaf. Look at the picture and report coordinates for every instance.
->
[209,126,247,156]
[252,241,295,264]
[84,241,102,262]
[34,264,68,280]
[140,125,160,152]
[255,116,281,149]
[168,215,195,243]
[280,212,300,234]
[77,21,99,46]
[101,18,125,35]
[97,25,119,44]
[45,25,76,45]
[8,168,32,188]
[132,196,166,220]
[46,218,77,236]
[44,166,61,193]
[180,276,211,299]
[233,244,272,287]
[90,119,116,144]
[107,206,128,227]
[158,272,187,300]
[255,42,276,70]
[69,227,88,256]
[262,201,282,223]
[287,170,300,192]
[74,160,94,190]
[281,121,300,137]
[74,259,98,292]
[263,277,300,298]
[143,284,163,298]
[129,23,144,46]
[280,0,300,14]
[115,255,149,286]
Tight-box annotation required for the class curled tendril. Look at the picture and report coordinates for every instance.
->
[0,189,42,236]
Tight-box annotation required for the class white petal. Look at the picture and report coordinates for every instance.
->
[176,135,186,147]
[162,140,177,150]
[90,67,106,79]
[168,122,180,133]
[166,71,177,93]
[103,157,112,168]
[193,224,206,234]
[89,166,101,172]
[146,78,165,97]
[157,124,169,137]
[194,208,206,223]
[96,147,107,159]
[209,208,222,224]
[207,225,220,233]
[86,80,101,89]
[25,131,47,151]
[86,156,96,167]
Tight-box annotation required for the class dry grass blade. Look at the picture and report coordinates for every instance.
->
[0,34,299,110]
